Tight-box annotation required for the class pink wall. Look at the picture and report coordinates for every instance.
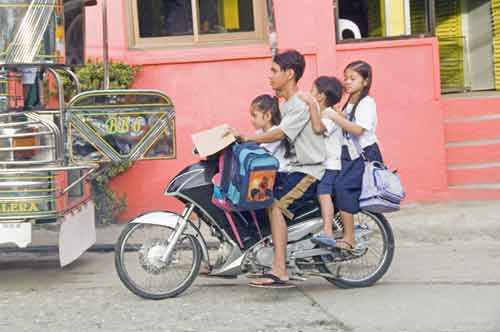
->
[85,1,449,221]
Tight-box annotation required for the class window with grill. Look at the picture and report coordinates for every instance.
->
[335,0,435,42]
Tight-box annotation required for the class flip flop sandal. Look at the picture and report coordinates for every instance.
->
[334,240,356,252]
[248,273,296,289]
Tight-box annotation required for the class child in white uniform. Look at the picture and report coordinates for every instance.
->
[299,76,343,247]
[250,94,289,175]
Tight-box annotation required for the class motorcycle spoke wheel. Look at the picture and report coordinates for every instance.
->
[115,223,201,299]
[317,211,394,288]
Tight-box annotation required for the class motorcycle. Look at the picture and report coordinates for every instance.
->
[114,149,395,299]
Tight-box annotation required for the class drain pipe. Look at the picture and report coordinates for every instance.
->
[266,0,278,60]
[101,0,109,89]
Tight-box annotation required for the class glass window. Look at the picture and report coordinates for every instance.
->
[336,0,434,42]
[130,0,265,48]
[137,0,193,38]
[198,0,254,34]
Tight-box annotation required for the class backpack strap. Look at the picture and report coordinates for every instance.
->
[223,210,244,249]
[211,152,226,187]
[249,210,263,239]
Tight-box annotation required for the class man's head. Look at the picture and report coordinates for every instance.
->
[269,50,305,93]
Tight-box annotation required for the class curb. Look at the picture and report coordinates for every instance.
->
[0,241,221,254]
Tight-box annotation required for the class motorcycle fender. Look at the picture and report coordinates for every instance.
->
[129,211,209,263]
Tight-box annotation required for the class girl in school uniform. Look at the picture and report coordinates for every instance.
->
[325,60,383,251]
[249,94,289,177]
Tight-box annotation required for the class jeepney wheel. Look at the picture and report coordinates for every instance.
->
[115,223,202,300]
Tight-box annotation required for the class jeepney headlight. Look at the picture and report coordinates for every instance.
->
[13,129,38,159]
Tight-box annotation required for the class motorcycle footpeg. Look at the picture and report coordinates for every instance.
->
[289,275,307,282]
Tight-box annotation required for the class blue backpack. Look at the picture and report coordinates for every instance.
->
[212,142,279,212]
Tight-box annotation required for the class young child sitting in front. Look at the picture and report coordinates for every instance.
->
[249,94,289,178]
[300,76,344,248]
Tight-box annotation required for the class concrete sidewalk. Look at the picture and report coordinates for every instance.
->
[11,200,500,250]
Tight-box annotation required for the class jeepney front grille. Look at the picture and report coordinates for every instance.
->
[0,172,57,221]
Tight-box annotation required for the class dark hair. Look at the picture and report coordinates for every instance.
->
[274,50,306,82]
[251,94,292,158]
[251,94,281,126]
[313,76,343,107]
[343,60,373,121]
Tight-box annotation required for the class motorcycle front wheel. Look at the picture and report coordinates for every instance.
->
[115,223,202,300]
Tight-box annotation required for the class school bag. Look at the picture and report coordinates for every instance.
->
[359,160,406,213]
[351,138,406,213]
[212,142,279,212]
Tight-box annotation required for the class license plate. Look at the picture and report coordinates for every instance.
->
[0,222,31,248]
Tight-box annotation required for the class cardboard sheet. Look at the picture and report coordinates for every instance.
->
[191,124,236,157]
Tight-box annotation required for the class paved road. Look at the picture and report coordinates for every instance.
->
[0,241,499,332]
[1,201,499,332]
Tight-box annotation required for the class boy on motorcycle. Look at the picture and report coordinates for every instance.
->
[225,50,326,288]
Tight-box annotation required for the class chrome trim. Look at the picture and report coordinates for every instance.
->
[26,112,62,161]
[61,69,81,94]
[0,195,55,201]
[294,207,320,221]
[69,115,122,162]
[0,112,23,118]
[0,164,97,173]
[161,204,195,262]
[0,212,57,221]
[67,89,174,106]
[0,145,54,152]
[290,248,332,260]
[0,180,56,187]
[46,68,66,160]
[128,113,175,160]
[0,160,60,166]
[210,250,245,276]
[59,167,96,196]
[0,121,40,128]
[0,131,52,139]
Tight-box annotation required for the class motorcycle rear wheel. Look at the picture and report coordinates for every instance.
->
[316,211,395,288]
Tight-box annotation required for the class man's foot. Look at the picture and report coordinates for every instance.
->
[248,273,296,289]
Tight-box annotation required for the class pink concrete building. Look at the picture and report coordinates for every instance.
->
[84,0,500,221]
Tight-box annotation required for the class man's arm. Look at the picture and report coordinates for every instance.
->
[298,94,326,135]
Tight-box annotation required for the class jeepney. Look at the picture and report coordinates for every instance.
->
[0,0,175,266]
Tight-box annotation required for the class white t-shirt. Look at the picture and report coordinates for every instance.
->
[321,108,342,170]
[343,96,378,148]
[257,126,289,172]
